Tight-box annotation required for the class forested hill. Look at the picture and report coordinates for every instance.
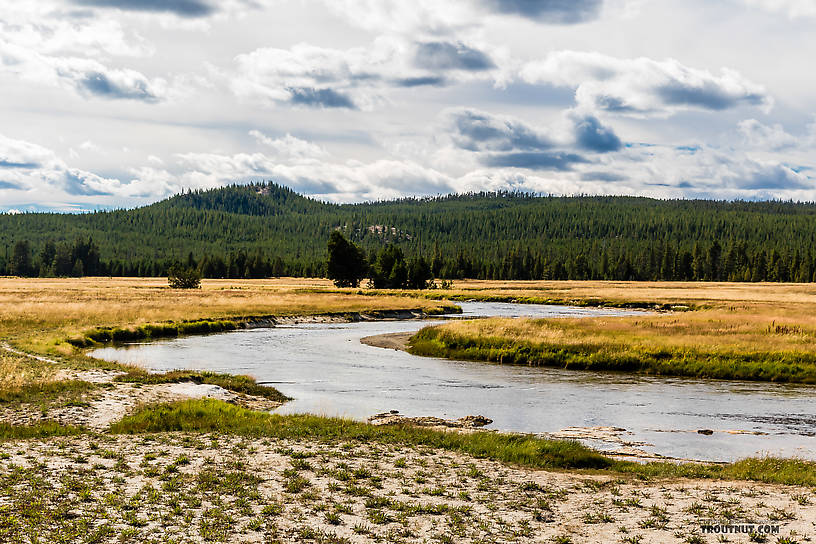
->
[2,182,816,282]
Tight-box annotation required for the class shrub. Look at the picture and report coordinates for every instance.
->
[167,265,201,289]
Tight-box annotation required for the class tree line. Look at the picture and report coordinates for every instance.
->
[3,182,816,282]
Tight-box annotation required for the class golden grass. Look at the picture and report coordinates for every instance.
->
[0,277,439,347]
[438,279,816,305]
[0,351,58,388]
[436,303,816,354]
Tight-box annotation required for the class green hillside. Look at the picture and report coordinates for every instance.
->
[1,182,815,282]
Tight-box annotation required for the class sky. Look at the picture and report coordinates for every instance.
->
[1,0,815,212]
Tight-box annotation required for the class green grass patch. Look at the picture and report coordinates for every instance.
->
[0,380,97,406]
[408,326,816,384]
[66,319,239,347]
[115,370,290,403]
[110,399,816,488]
[110,399,610,470]
[0,421,84,440]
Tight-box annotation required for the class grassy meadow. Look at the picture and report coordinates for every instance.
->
[407,281,816,383]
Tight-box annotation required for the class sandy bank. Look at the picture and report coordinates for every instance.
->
[360,331,413,351]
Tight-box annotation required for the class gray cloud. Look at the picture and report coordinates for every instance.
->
[580,171,625,181]
[414,42,495,72]
[657,81,767,111]
[63,171,113,196]
[70,0,215,18]
[78,71,160,102]
[572,114,622,152]
[481,0,603,24]
[521,52,772,117]
[728,164,811,190]
[0,159,40,169]
[483,151,588,171]
[287,87,357,109]
[448,108,554,152]
[394,76,447,87]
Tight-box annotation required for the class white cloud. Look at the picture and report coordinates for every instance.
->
[249,130,329,160]
[520,51,772,117]
[741,0,816,18]
[737,119,799,150]
[229,37,498,109]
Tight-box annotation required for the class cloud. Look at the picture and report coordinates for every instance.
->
[321,0,605,36]
[287,87,357,109]
[394,76,447,87]
[580,171,626,181]
[249,130,329,159]
[482,151,588,170]
[571,113,622,152]
[740,0,816,18]
[480,0,603,24]
[724,162,811,190]
[77,70,162,102]
[446,108,555,151]
[414,42,495,71]
[70,0,216,18]
[520,51,772,117]
[1,36,166,103]
[230,38,497,109]
[737,119,800,150]
[0,181,23,189]
[0,160,40,169]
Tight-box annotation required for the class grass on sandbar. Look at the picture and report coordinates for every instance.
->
[116,370,291,403]
[0,379,97,405]
[0,421,84,440]
[110,399,611,470]
[109,399,816,487]
[409,315,816,384]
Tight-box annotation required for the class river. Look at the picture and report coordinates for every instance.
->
[91,302,816,462]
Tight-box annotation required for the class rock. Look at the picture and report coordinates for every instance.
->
[368,412,492,429]
[697,429,714,435]
[457,415,493,427]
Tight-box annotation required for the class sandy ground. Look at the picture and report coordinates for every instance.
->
[360,332,412,351]
[1,433,813,543]
[0,344,283,431]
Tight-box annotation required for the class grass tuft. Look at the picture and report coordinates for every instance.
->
[115,370,290,403]
[0,421,84,440]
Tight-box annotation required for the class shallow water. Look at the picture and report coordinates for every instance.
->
[91,302,816,462]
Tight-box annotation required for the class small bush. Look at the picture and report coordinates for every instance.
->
[167,265,201,289]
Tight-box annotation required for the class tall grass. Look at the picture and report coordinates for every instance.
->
[409,310,816,383]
